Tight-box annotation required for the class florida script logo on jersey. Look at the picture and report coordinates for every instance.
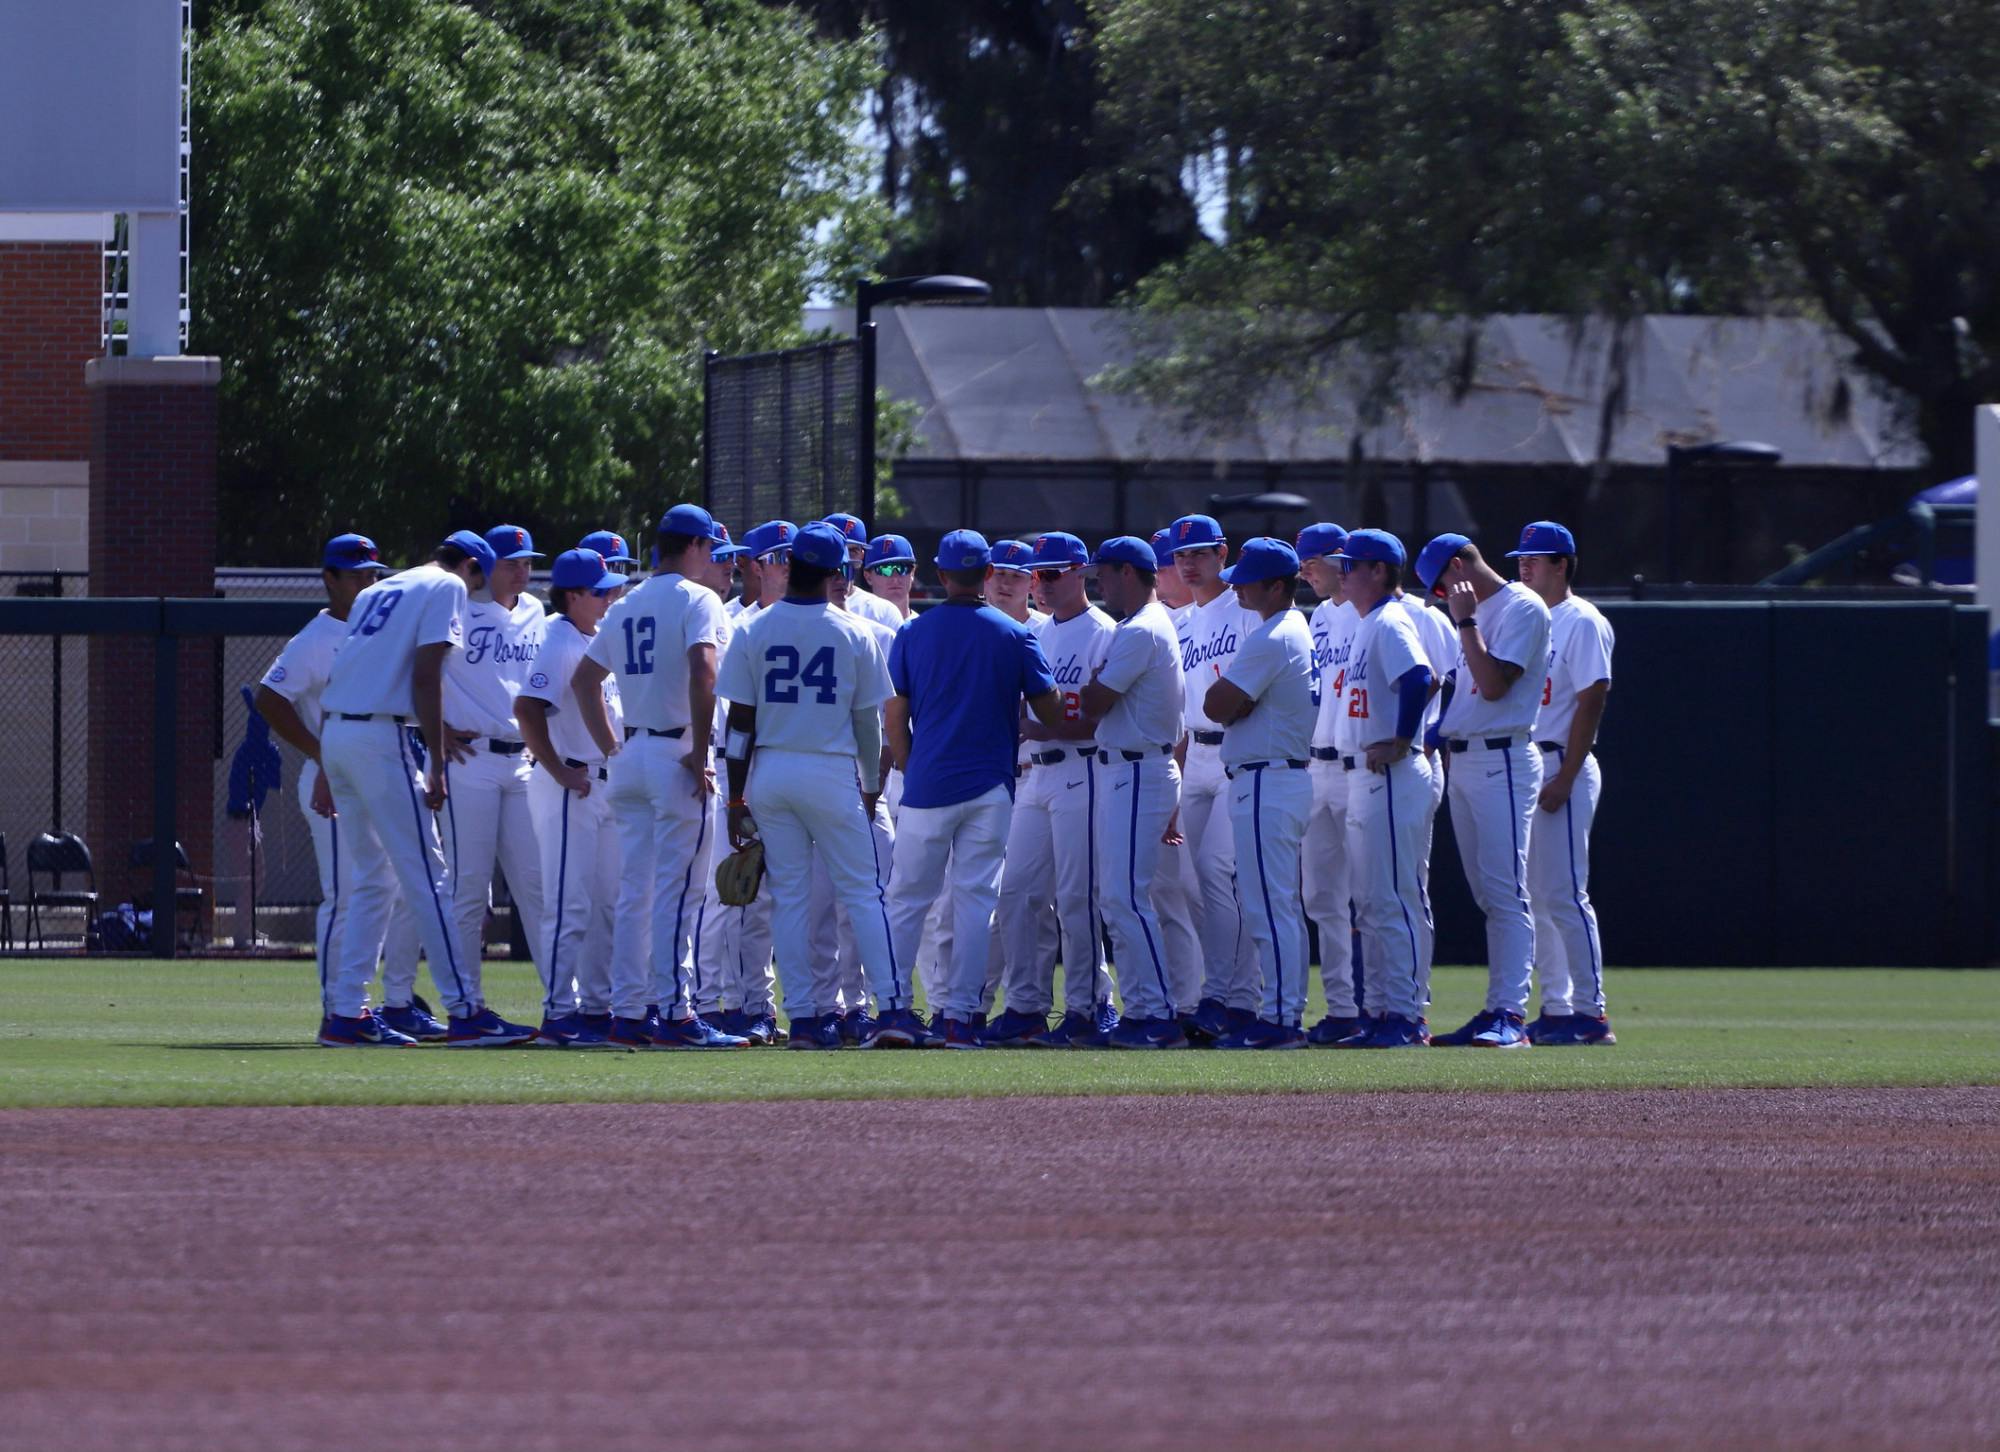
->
[1181,621,1238,675]
[464,625,540,666]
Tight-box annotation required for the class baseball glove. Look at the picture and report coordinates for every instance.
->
[714,840,766,906]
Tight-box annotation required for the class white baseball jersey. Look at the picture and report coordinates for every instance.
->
[518,614,624,764]
[1399,594,1459,741]
[1219,608,1316,767]
[1539,594,1615,744]
[717,600,893,755]
[1035,604,1115,745]
[1182,592,1253,730]
[443,592,546,738]
[586,572,726,731]
[1093,600,1184,753]
[1308,599,1361,750]
[1347,597,1431,749]
[1441,581,1551,739]
[846,588,903,631]
[258,609,348,736]
[321,563,467,717]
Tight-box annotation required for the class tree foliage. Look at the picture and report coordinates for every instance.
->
[195,0,883,562]
[1093,0,2000,474]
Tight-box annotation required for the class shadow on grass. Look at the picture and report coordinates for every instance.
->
[144,1042,323,1052]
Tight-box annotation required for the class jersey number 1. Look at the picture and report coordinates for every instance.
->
[765,645,837,704]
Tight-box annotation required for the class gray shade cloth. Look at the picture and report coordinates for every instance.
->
[806,308,1918,471]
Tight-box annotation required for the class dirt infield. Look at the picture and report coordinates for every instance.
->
[1,1088,1995,1452]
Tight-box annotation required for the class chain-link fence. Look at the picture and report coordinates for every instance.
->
[703,338,868,532]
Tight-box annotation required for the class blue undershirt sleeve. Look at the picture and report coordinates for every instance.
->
[1394,665,1432,741]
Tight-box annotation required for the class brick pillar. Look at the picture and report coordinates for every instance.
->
[0,241,100,572]
[86,357,221,909]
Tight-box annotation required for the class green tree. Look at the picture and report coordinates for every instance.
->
[195,0,884,562]
[1093,0,2000,475]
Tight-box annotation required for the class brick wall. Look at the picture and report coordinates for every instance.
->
[86,359,220,912]
[0,242,101,462]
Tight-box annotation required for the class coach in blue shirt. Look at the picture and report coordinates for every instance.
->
[882,530,1062,1046]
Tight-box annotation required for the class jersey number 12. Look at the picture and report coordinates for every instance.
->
[622,617,656,675]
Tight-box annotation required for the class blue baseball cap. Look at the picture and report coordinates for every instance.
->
[1295,522,1349,559]
[658,503,725,542]
[820,512,869,546]
[1149,528,1176,571]
[550,548,623,591]
[322,532,390,572]
[1415,532,1473,590]
[485,524,541,561]
[1167,514,1226,552]
[1028,531,1090,569]
[990,540,1035,573]
[443,528,498,578]
[1505,520,1577,557]
[712,541,747,562]
[1094,536,1158,571]
[790,521,848,571]
[1336,528,1407,569]
[742,520,797,559]
[935,528,992,572]
[1220,536,1300,585]
[864,534,916,568]
[578,530,632,564]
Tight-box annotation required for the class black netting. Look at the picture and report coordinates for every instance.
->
[704,339,865,531]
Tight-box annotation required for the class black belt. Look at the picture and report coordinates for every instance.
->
[624,725,687,740]
[1229,759,1307,777]
[1344,749,1418,770]
[1309,746,1341,761]
[1445,737,1519,753]
[1190,729,1225,746]
[562,757,610,782]
[1031,749,1067,765]
[336,712,406,723]
[1537,741,1564,752]
[489,738,525,755]
[1098,746,1172,762]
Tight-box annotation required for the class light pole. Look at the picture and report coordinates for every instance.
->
[853,274,990,523]
[1664,440,1783,583]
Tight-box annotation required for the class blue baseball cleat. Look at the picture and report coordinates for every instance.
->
[316,1010,417,1047]
[646,1014,751,1050]
[786,1013,844,1050]
[1568,1013,1617,1045]
[1040,1010,1107,1048]
[1535,1012,1616,1045]
[1430,1008,1502,1047]
[1356,1014,1430,1049]
[1184,997,1231,1045]
[938,1016,984,1049]
[445,1007,539,1048]
[1214,1018,1307,1050]
[859,1007,942,1049]
[741,1012,781,1047]
[1106,1015,1189,1050]
[1094,1002,1122,1038]
[577,1010,615,1037]
[607,1016,653,1048]
[1306,1014,1365,1047]
[837,1007,877,1045]
[1471,1010,1532,1049]
[980,1007,1053,1047]
[378,1000,449,1042]
[537,1013,614,1048]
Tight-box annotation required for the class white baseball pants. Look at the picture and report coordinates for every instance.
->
[441,746,548,996]
[1229,764,1313,1028]
[1445,737,1542,1016]
[606,732,712,1020]
[753,748,897,1020]
[1150,831,1203,1017]
[808,791,897,1016]
[886,783,1012,1022]
[1181,739,1261,1012]
[1349,751,1436,1024]
[1302,757,1360,1018]
[319,717,479,1016]
[999,750,1111,1017]
[1530,745,1605,1018]
[526,764,618,1019]
[377,888,425,1008]
[918,844,1014,1017]
[1095,752,1181,1021]
[692,784,737,1015]
[299,759,398,1017]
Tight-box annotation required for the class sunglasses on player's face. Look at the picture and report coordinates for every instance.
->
[760,549,791,565]
[869,562,914,577]
[1034,567,1076,583]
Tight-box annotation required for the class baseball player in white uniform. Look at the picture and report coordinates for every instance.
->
[1147,528,1205,1023]
[722,522,900,1050]
[991,531,1116,1046]
[514,547,628,1047]
[317,530,537,1046]
[580,530,638,578]
[1294,522,1367,1043]
[1333,528,1438,1048]
[1167,514,1261,1042]
[1079,536,1188,1048]
[1510,521,1617,1045]
[255,532,409,1043]
[1202,538,1317,1049]
[821,513,905,632]
[862,534,917,619]
[573,503,749,1050]
[1416,531,1553,1049]
[691,532,751,1034]
[438,524,550,1013]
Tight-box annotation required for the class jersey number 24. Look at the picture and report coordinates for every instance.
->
[765,645,837,704]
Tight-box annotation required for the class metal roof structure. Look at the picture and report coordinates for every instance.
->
[803,307,1921,472]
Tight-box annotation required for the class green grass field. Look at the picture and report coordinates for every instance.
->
[1,959,1994,1108]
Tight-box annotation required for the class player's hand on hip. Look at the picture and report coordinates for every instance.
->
[679,749,715,797]
[443,727,479,765]
[1538,775,1573,812]
[552,761,591,796]
[1445,579,1478,624]
[309,770,336,818]
[423,763,448,811]
[1366,738,1410,772]
[861,788,882,820]
[727,803,757,850]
